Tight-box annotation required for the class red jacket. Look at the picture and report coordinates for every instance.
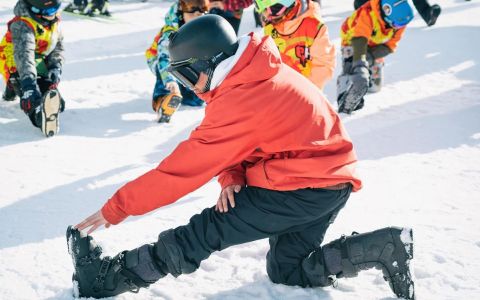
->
[102,33,362,225]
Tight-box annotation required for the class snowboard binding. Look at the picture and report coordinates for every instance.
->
[368,58,384,93]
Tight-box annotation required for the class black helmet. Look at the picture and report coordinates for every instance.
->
[168,15,239,93]
[25,0,61,16]
[25,0,61,9]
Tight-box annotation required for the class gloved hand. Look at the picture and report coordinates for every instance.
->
[350,59,370,90]
[47,67,62,89]
[20,79,42,114]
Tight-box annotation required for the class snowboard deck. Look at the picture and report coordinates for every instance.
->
[41,89,61,138]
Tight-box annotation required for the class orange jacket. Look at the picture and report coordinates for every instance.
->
[264,1,335,90]
[340,0,405,51]
[101,33,362,225]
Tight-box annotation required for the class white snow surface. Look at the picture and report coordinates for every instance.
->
[1,0,479,299]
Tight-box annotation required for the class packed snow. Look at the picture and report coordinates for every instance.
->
[0,0,479,299]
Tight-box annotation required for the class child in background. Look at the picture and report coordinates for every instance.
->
[208,0,243,34]
[336,0,413,114]
[64,0,111,17]
[255,0,335,91]
[145,0,208,123]
[0,0,65,136]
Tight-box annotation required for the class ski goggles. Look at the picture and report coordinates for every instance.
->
[254,0,294,13]
[181,5,208,14]
[30,4,61,17]
[264,3,289,20]
[168,52,226,89]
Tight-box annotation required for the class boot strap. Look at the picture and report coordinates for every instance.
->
[78,246,102,266]
[337,235,358,278]
[92,256,111,293]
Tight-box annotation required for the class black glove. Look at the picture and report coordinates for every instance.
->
[20,79,42,114]
[350,59,370,90]
[47,67,62,88]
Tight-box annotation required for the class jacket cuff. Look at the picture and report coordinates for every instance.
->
[101,197,128,225]
[218,174,246,189]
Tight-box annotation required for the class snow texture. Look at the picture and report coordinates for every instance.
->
[1,0,480,299]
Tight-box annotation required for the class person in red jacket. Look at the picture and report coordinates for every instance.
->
[67,15,415,300]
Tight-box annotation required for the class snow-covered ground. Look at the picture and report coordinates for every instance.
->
[0,0,479,299]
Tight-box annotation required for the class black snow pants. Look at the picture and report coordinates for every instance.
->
[151,184,352,287]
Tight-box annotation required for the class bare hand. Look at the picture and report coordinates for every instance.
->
[75,210,111,234]
[216,185,241,213]
[166,81,180,95]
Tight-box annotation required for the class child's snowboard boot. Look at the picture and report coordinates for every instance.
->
[2,82,17,101]
[152,93,182,123]
[322,227,415,299]
[41,89,61,137]
[66,226,164,298]
[421,4,441,27]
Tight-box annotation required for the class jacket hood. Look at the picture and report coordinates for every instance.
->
[14,0,31,18]
[370,0,389,29]
[200,33,282,103]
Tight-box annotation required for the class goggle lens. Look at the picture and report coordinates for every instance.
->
[169,62,200,89]
[182,6,208,14]
[30,4,60,16]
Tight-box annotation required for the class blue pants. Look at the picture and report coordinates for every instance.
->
[153,71,203,107]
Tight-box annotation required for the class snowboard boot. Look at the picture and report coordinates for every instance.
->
[323,227,415,299]
[152,93,182,123]
[2,83,17,101]
[420,4,441,27]
[66,226,165,298]
[41,89,61,137]
[100,1,111,17]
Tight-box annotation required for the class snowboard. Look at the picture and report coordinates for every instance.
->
[41,89,61,138]
[62,4,118,23]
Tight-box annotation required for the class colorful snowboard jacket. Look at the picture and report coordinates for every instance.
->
[0,0,64,82]
[340,0,405,51]
[102,33,362,225]
[145,3,180,84]
[264,1,335,90]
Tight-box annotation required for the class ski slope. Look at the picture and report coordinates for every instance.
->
[0,0,479,299]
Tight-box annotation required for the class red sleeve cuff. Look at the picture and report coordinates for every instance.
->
[101,198,128,225]
[218,174,246,189]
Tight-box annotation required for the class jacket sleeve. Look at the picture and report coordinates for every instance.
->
[217,163,247,188]
[10,20,37,83]
[350,8,373,40]
[384,27,405,52]
[309,24,335,90]
[45,28,64,70]
[101,99,260,224]
[156,29,176,83]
